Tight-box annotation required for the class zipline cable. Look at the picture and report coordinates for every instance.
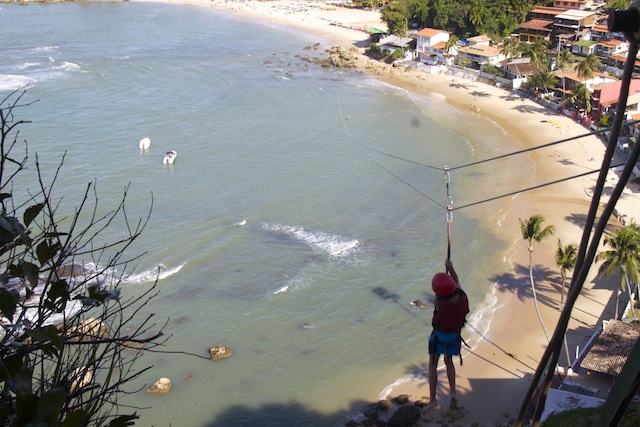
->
[337,94,447,210]
[449,120,639,172]
[350,116,640,174]
[453,163,625,211]
[337,86,635,215]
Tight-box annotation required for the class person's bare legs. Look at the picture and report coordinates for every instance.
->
[428,354,440,408]
[443,354,457,409]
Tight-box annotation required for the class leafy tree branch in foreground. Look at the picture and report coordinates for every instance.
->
[0,90,167,426]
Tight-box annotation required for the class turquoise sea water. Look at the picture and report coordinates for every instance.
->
[0,2,534,425]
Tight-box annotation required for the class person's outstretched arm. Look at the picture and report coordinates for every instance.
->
[445,259,460,288]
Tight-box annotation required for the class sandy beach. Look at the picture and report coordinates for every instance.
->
[134,1,640,425]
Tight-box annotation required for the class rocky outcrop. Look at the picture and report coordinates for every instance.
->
[208,345,232,360]
[56,263,89,277]
[411,299,427,308]
[326,46,361,68]
[386,405,422,426]
[69,367,93,392]
[65,317,108,341]
[146,377,172,395]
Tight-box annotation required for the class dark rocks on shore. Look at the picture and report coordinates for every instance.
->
[386,405,422,426]
[394,394,410,404]
[57,263,90,278]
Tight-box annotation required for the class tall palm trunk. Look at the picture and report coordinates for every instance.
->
[529,246,550,341]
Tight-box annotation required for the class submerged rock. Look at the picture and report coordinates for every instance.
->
[209,345,232,360]
[146,377,172,395]
[69,367,93,392]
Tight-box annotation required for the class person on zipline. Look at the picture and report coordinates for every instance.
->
[428,259,469,410]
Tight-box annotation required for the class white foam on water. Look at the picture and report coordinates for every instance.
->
[0,74,36,91]
[272,285,289,295]
[30,46,59,53]
[15,62,42,70]
[270,273,312,296]
[263,222,360,257]
[123,263,185,284]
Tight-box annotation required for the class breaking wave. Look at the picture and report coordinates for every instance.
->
[262,223,360,257]
[123,263,185,284]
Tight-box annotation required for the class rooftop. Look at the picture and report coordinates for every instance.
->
[518,19,554,31]
[580,320,640,376]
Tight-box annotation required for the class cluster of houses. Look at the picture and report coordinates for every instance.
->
[376,0,640,131]
[375,1,640,419]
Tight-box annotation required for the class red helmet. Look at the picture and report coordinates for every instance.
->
[432,272,456,296]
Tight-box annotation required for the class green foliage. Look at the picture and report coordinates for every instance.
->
[541,407,599,426]
[0,90,166,426]
[596,224,640,318]
[380,0,538,39]
[391,48,404,60]
[564,82,592,113]
[457,57,471,68]
[380,1,409,36]
[576,54,602,81]
[598,114,611,128]
[605,0,632,11]
[482,64,503,77]
[542,404,640,426]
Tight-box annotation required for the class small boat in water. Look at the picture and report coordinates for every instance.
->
[163,150,177,164]
[139,137,151,150]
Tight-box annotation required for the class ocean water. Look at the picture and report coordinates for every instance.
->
[0,2,534,426]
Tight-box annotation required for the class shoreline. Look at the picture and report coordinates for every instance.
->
[137,1,638,425]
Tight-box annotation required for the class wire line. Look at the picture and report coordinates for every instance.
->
[453,163,625,211]
[449,121,638,171]
[336,95,447,209]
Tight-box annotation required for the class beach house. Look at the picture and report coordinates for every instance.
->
[514,19,554,43]
[553,9,599,44]
[456,35,504,69]
[415,27,452,65]
[593,78,640,120]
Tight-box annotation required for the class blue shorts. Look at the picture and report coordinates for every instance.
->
[428,330,461,356]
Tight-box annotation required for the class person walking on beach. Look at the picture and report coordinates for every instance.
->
[428,259,469,410]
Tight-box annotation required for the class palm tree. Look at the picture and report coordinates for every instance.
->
[519,40,549,67]
[566,82,592,113]
[458,57,471,69]
[469,0,488,29]
[556,240,577,368]
[537,69,559,95]
[555,50,572,102]
[500,37,520,61]
[576,53,601,82]
[596,225,640,319]
[520,215,555,341]
[445,34,459,55]
[556,240,578,310]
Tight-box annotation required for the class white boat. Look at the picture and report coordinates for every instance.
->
[139,137,151,150]
[163,150,177,164]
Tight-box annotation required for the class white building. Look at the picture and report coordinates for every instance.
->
[416,27,453,65]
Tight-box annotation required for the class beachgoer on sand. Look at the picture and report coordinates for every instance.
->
[428,259,469,410]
